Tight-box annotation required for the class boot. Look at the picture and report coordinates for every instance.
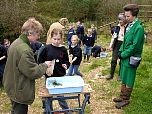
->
[115,87,132,109]
[117,75,121,81]
[83,55,86,62]
[106,65,116,80]
[87,55,90,63]
[115,100,130,109]
[0,77,3,87]
[113,84,126,102]
[42,98,45,109]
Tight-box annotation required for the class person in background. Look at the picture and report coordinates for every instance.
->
[67,35,83,77]
[46,18,68,45]
[91,45,106,58]
[114,4,145,109]
[0,44,7,86]
[38,27,71,114]
[30,41,44,62]
[3,38,11,48]
[91,24,97,40]
[0,38,11,86]
[2,18,52,114]
[106,13,127,80]
[67,23,76,47]
[82,28,95,63]
[76,21,84,47]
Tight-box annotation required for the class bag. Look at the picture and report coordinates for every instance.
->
[129,56,141,67]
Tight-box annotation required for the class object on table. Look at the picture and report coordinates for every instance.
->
[46,76,84,94]
[100,52,108,58]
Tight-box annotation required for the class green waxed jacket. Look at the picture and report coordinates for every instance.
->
[3,34,48,104]
[119,19,145,67]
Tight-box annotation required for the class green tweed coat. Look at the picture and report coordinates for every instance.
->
[3,34,48,104]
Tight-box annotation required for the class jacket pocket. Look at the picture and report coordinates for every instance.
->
[16,79,35,104]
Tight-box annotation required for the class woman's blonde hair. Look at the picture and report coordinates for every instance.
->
[21,17,43,36]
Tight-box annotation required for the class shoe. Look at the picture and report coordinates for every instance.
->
[115,100,130,109]
[87,60,90,63]
[106,75,113,80]
[0,80,3,88]
[113,97,123,102]
[117,76,121,81]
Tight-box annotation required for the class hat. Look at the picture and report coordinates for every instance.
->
[118,13,125,20]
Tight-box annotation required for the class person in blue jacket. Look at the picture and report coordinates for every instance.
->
[67,23,76,47]
[76,21,84,47]
[0,44,7,86]
[91,24,97,40]
[82,28,95,62]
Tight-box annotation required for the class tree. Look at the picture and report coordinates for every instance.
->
[0,0,37,39]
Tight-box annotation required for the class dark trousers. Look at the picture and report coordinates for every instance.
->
[110,41,122,77]
[44,97,70,114]
[11,100,28,114]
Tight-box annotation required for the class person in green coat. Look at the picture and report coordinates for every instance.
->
[3,18,53,114]
[113,4,145,109]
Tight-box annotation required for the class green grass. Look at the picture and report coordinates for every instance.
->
[123,44,152,114]
[82,22,152,114]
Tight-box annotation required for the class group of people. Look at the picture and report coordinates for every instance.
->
[0,3,145,114]
[67,21,97,62]
[106,4,145,109]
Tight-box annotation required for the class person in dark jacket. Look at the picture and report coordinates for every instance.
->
[2,18,52,114]
[106,13,127,80]
[0,38,11,86]
[3,38,11,48]
[91,24,97,40]
[31,41,44,62]
[38,28,71,114]
[67,35,83,76]
[82,28,95,62]
[76,21,84,47]
[67,23,76,47]
[0,44,7,86]
[91,45,106,58]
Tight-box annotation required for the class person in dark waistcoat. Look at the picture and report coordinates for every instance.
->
[106,13,127,80]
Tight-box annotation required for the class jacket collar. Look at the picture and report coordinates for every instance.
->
[19,34,31,46]
[125,18,138,33]
[125,18,141,35]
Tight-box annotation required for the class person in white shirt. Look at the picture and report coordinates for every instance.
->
[106,13,127,80]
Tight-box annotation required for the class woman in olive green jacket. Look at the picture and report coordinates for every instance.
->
[113,4,145,109]
[3,18,52,114]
